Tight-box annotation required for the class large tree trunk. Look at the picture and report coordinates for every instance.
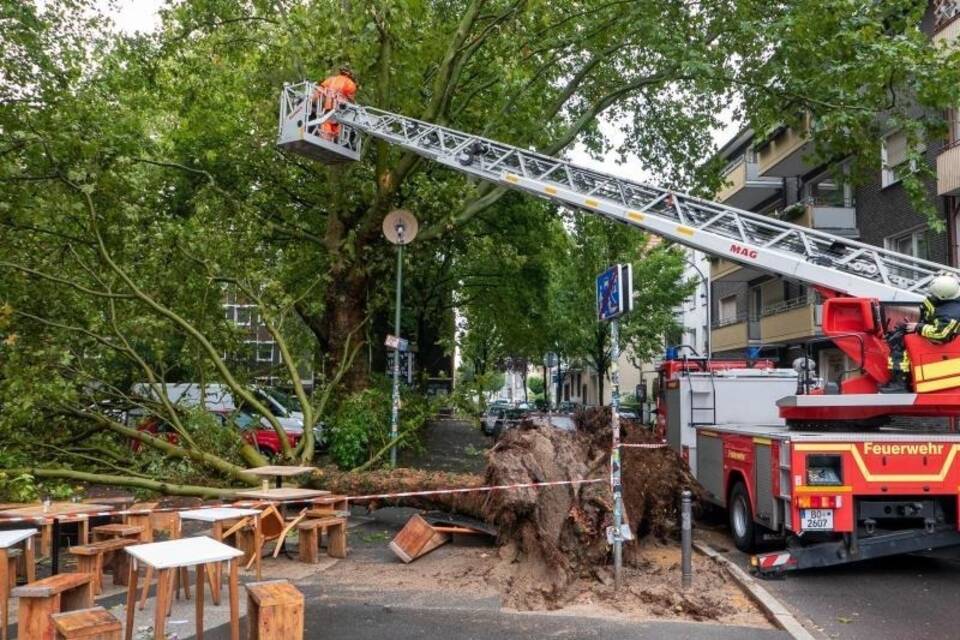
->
[309,467,487,515]
[324,268,370,393]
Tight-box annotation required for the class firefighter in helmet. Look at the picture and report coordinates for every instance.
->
[882,271,960,393]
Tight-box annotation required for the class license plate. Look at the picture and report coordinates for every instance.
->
[800,509,834,530]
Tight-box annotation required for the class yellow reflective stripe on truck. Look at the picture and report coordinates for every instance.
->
[794,443,960,483]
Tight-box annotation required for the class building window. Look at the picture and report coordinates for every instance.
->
[235,306,252,326]
[885,226,931,261]
[719,295,738,324]
[256,342,274,363]
[881,129,921,188]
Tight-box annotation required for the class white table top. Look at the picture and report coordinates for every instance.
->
[125,535,244,569]
[0,528,37,549]
[179,507,260,523]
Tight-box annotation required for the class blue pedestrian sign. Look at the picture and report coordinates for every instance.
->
[596,264,633,321]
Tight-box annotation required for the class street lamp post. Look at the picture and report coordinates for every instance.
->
[383,210,418,467]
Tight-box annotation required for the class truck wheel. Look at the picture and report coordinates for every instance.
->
[728,481,756,553]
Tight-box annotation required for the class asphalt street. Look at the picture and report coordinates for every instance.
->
[194,587,786,640]
[701,527,960,640]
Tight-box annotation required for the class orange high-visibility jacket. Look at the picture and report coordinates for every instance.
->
[319,74,357,108]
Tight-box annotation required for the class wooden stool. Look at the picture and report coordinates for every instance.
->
[297,517,347,563]
[245,580,304,640]
[69,539,137,594]
[304,495,348,519]
[12,573,94,640]
[91,525,143,586]
[52,606,121,640]
[123,503,158,542]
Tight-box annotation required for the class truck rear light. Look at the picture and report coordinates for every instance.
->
[797,495,842,509]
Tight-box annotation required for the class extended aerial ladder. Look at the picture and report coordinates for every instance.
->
[277,81,960,420]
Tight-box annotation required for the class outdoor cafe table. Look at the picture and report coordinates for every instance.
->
[244,465,317,489]
[2,503,112,574]
[124,536,244,640]
[179,508,260,601]
[0,528,37,640]
[234,487,330,501]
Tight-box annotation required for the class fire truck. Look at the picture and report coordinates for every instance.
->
[277,82,960,574]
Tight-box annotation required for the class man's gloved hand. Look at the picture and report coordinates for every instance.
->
[905,322,919,333]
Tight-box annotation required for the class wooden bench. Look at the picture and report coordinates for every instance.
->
[52,606,121,640]
[91,525,143,586]
[12,573,93,640]
[246,580,304,640]
[69,539,137,594]
[297,517,346,563]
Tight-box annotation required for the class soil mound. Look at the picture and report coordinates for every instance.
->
[482,407,699,608]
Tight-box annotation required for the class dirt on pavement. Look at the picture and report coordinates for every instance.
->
[319,515,771,629]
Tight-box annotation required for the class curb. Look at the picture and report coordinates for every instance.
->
[694,541,817,640]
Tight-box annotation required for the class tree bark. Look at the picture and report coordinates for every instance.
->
[2,468,237,499]
[309,467,487,517]
[324,268,370,393]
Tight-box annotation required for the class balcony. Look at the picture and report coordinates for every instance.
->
[938,141,960,196]
[934,1,960,46]
[760,299,822,344]
[757,115,814,177]
[711,258,741,280]
[786,202,858,238]
[712,316,749,352]
[716,157,782,209]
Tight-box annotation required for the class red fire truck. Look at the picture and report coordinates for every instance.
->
[277,83,960,573]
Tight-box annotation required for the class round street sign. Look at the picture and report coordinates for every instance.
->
[383,209,419,245]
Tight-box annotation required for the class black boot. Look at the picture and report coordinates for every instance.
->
[879,372,909,394]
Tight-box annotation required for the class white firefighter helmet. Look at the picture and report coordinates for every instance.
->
[928,272,960,301]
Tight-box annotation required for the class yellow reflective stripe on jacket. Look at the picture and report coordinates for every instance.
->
[920,319,959,341]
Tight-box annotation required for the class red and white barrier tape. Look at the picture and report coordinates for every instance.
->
[344,477,606,501]
[620,443,668,449]
[0,477,607,524]
[0,442,671,524]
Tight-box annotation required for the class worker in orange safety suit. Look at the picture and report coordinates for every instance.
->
[313,66,357,140]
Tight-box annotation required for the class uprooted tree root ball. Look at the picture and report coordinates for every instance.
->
[482,407,701,609]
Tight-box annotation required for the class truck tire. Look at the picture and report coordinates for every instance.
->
[728,481,756,553]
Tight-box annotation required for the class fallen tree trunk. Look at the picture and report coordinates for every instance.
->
[0,467,238,499]
[309,466,487,515]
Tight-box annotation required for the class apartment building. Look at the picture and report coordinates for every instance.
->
[709,124,858,379]
[708,1,959,381]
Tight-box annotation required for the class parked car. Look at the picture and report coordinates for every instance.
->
[130,383,320,457]
[491,407,527,439]
[482,405,507,435]
[556,401,582,413]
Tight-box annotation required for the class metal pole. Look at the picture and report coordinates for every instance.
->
[610,319,624,589]
[681,490,693,589]
[389,238,404,467]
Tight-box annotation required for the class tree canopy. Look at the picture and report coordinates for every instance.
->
[2,0,958,495]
